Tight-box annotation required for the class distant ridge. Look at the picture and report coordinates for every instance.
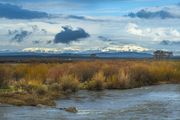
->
[0,51,152,59]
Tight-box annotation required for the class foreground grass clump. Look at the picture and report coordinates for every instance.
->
[85,71,106,90]
[0,60,180,106]
[106,69,130,89]
[128,64,156,87]
[58,75,80,92]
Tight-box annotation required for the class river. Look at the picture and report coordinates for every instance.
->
[0,84,179,120]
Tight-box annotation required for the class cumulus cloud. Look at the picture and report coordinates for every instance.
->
[98,36,112,42]
[8,29,32,42]
[127,9,176,19]
[8,29,19,35]
[54,26,90,44]
[31,25,48,33]
[46,40,52,44]
[32,40,40,44]
[127,4,180,19]
[7,24,49,43]
[64,15,105,22]
[160,40,180,45]
[0,3,48,19]
[31,25,39,31]
[127,23,143,36]
[127,23,180,41]
[41,29,47,34]
[66,15,87,20]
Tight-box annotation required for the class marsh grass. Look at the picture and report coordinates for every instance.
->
[85,71,105,90]
[0,60,180,106]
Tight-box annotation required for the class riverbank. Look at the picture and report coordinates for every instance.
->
[0,60,180,106]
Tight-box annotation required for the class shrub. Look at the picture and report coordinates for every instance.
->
[59,75,80,92]
[129,64,155,87]
[102,65,119,80]
[48,83,62,92]
[0,65,12,88]
[70,62,99,82]
[86,71,105,90]
[25,64,48,83]
[47,64,69,83]
[106,69,130,89]
[147,62,176,83]
[173,68,180,83]
[34,85,48,96]
[12,64,27,81]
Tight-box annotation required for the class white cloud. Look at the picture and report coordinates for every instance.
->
[127,23,180,41]
[127,23,143,36]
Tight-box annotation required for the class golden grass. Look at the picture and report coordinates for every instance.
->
[0,60,180,106]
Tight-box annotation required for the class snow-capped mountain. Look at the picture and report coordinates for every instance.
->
[101,45,149,52]
[0,44,154,59]
[22,45,150,53]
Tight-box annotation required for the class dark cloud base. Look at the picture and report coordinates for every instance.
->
[54,26,90,44]
[98,36,112,42]
[8,29,32,42]
[0,3,48,19]
[127,9,176,19]
[160,40,180,45]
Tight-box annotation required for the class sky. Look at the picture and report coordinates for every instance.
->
[0,0,180,54]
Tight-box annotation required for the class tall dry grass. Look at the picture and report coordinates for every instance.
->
[0,60,180,106]
[0,60,180,91]
[85,71,106,90]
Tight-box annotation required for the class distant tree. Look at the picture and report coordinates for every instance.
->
[154,50,173,60]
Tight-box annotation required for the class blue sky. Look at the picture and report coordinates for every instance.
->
[1,0,179,15]
[0,0,180,54]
